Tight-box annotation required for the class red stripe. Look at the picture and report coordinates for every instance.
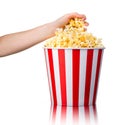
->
[93,49,103,105]
[61,106,67,123]
[84,106,90,122]
[44,49,52,104]
[58,50,67,106]
[73,107,79,122]
[48,49,57,105]
[84,50,93,106]
[93,105,98,122]
[51,106,57,123]
[72,50,80,106]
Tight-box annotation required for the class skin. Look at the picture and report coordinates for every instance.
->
[0,12,88,57]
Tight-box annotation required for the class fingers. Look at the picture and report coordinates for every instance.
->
[84,21,89,26]
[74,13,86,20]
[67,12,86,20]
[84,28,87,31]
[54,12,89,29]
[65,12,89,26]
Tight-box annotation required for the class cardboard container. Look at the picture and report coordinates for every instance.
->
[44,47,104,106]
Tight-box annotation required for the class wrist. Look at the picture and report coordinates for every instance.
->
[45,22,57,38]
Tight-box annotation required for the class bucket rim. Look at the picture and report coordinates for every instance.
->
[43,46,105,50]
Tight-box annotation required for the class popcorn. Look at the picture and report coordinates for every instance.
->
[44,18,104,48]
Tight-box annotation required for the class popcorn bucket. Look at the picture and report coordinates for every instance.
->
[44,48,104,106]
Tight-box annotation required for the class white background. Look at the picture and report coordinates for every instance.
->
[0,0,120,125]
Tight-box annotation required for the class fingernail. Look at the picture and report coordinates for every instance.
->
[85,22,89,26]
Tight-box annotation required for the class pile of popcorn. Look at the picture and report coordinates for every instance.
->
[44,18,104,48]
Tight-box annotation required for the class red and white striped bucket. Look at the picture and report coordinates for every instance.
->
[44,48,104,106]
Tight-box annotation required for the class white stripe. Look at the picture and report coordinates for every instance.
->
[55,106,61,125]
[65,49,72,106]
[79,50,87,105]
[89,106,97,125]
[52,49,61,105]
[89,50,98,105]
[94,50,104,104]
[79,107,85,124]
[66,107,72,125]
[45,49,54,105]
[49,106,53,124]
[89,106,94,124]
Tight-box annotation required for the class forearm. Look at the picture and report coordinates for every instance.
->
[0,13,87,57]
[0,22,56,57]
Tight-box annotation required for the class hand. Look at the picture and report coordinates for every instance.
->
[52,12,89,28]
